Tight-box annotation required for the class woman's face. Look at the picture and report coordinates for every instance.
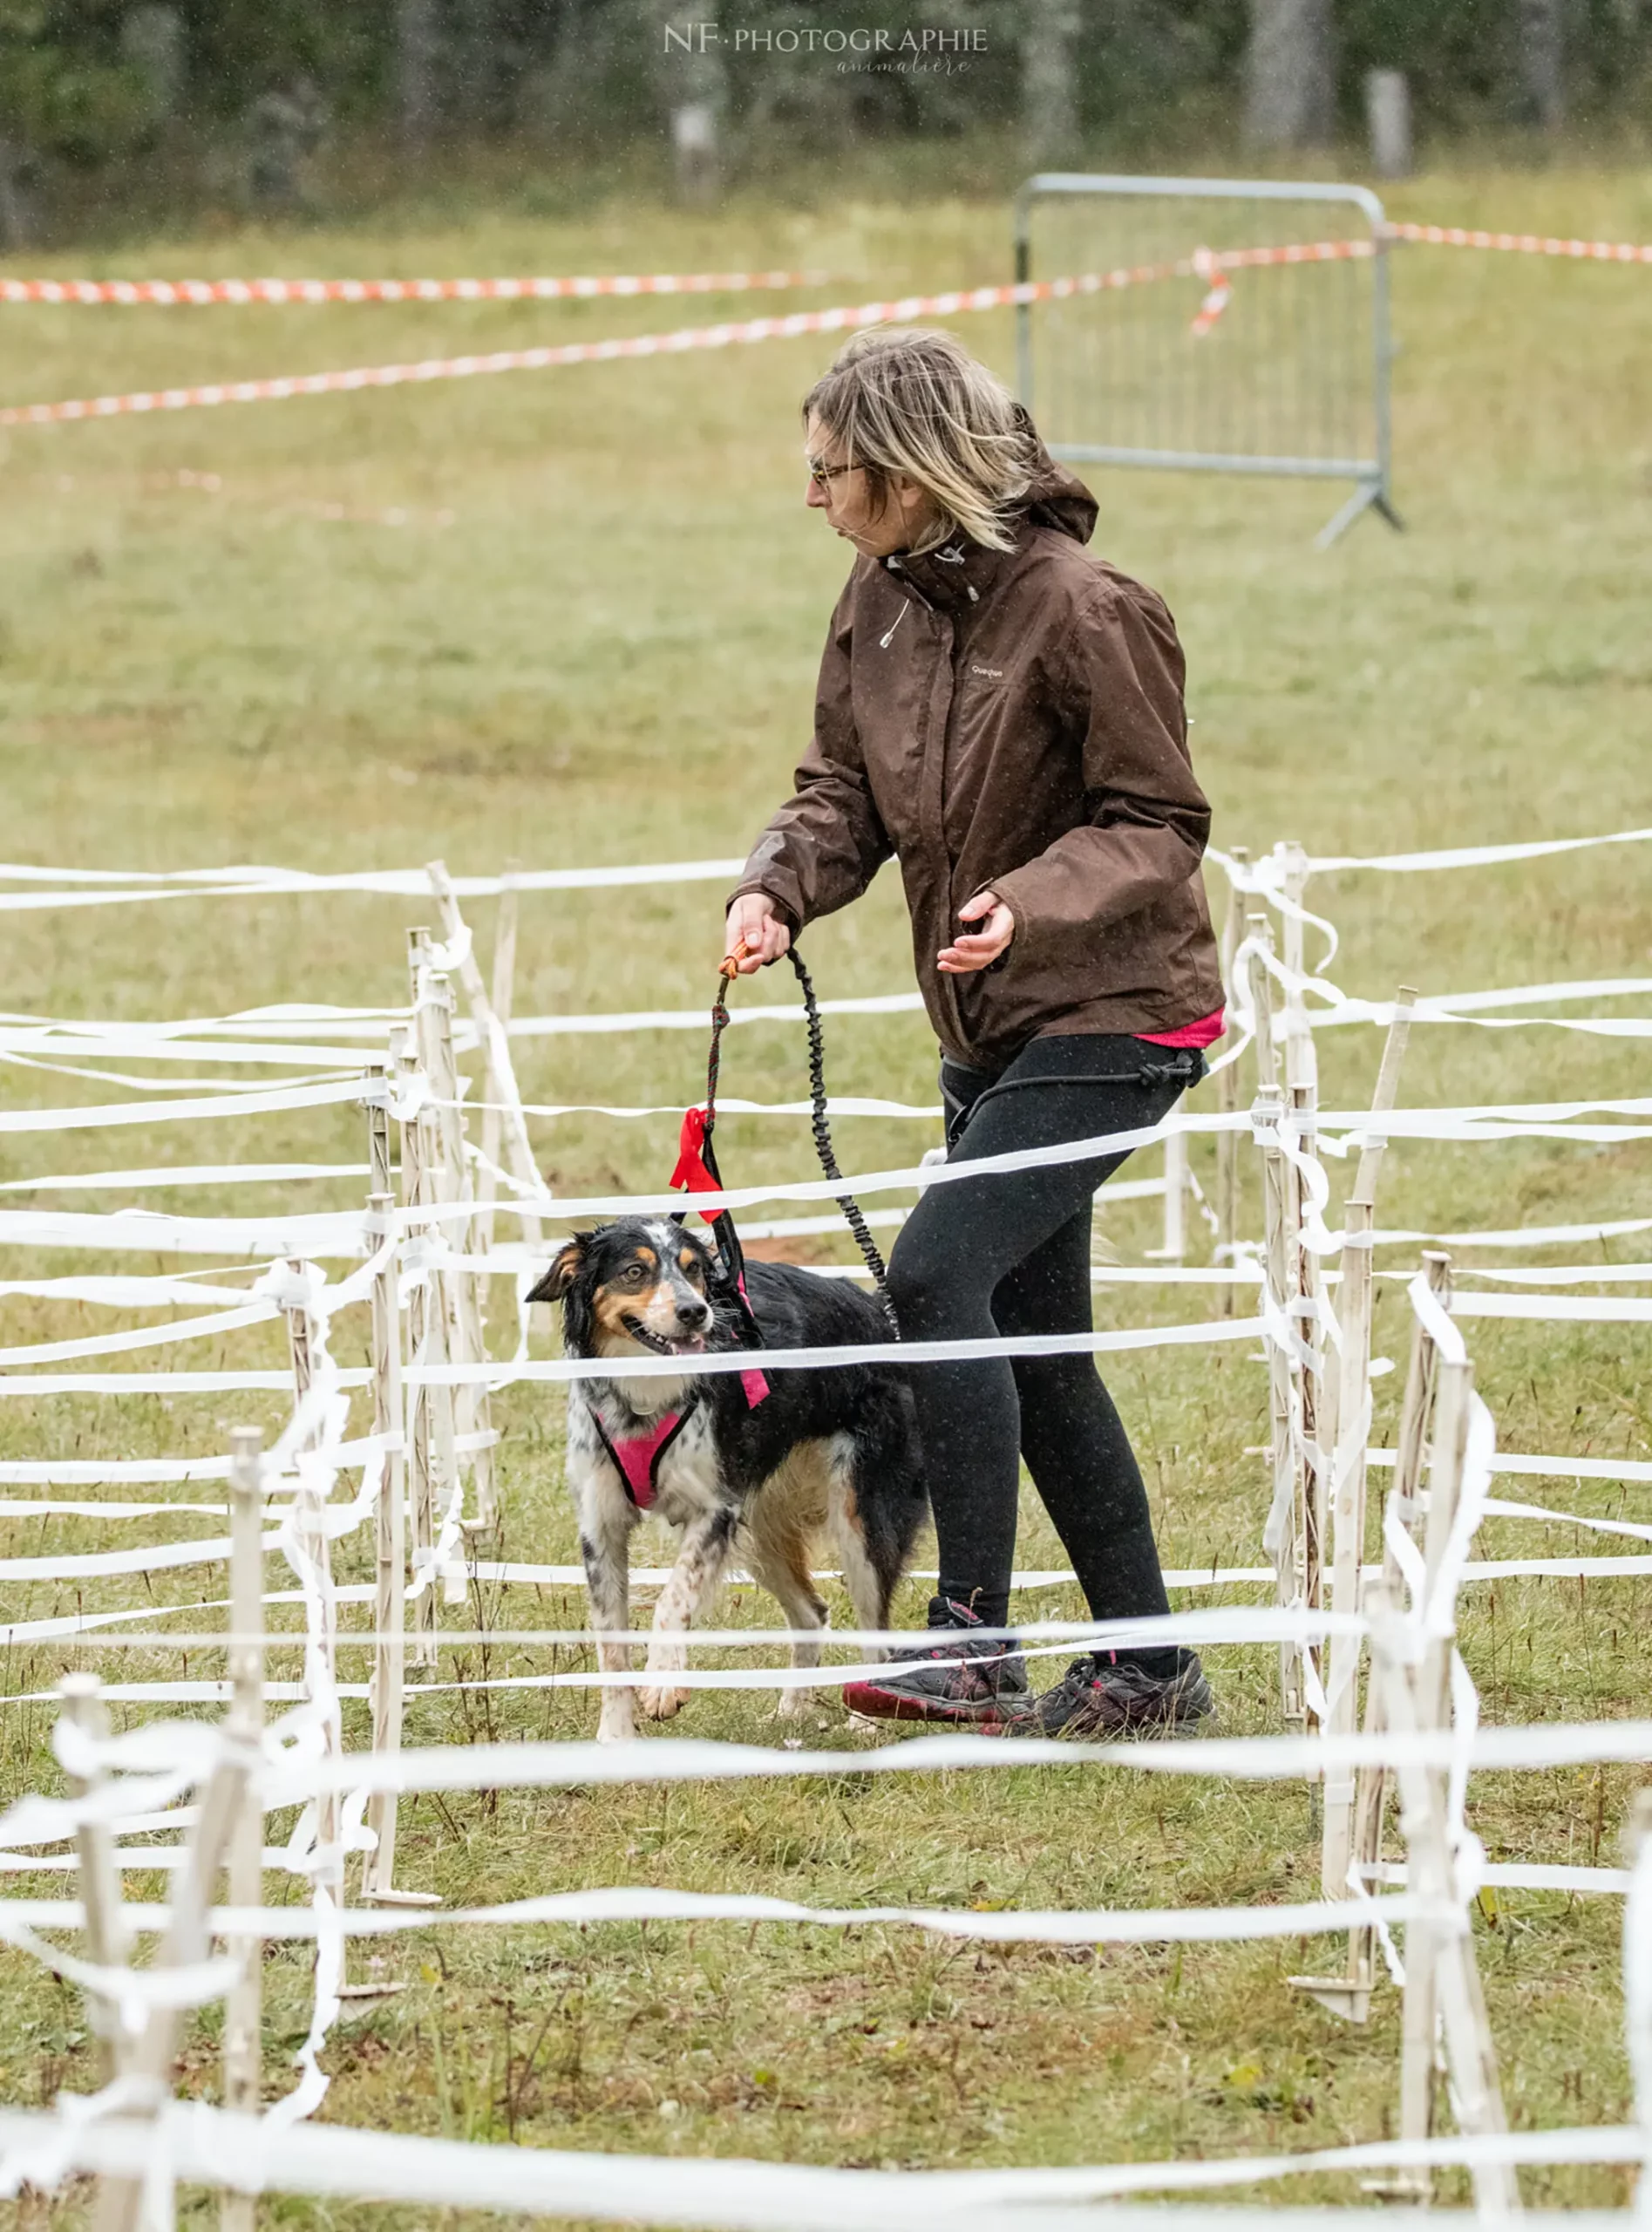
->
[804,411,935,558]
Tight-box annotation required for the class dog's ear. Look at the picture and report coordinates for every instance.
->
[527,1234,589,1304]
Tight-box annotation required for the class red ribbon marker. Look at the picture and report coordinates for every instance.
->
[669,1106,723,1213]
[670,1102,768,1408]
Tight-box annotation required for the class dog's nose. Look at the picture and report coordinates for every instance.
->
[678,1297,711,1330]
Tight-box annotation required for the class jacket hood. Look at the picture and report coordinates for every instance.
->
[1016,409,1098,546]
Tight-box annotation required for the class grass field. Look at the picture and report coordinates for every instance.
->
[0,160,1649,2225]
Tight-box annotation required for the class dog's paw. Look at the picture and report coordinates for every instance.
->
[774,1685,810,1720]
[637,1683,690,1720]
[596,1715,637,1745]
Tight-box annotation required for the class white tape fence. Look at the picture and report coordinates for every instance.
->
[0,828,1649,2224]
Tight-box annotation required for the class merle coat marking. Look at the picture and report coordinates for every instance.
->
[528,1217,928,1742]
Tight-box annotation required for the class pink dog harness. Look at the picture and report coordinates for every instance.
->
[591,1406,696,1511]
[591,1371,769,1512]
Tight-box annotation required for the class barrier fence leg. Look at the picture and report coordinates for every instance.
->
[58,1673,131,2086]
[221,1426,266,2232]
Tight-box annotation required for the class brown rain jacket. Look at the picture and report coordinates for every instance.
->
[731,449,1224,1072]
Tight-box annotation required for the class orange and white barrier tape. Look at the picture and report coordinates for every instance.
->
[1386,220,1652,264]
[1189,245,1234,335]
[3,226,1646,427]
[0,269,824,307]
[0,248,1363,428]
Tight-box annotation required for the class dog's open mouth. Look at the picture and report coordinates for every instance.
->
[621,1315,707,1358]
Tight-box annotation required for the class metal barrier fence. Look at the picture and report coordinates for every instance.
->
[1013,174,1401,546]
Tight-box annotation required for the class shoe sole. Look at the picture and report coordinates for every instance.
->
[840,1680,1019,1726]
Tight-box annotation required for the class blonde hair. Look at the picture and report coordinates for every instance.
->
[802,327,1037,555]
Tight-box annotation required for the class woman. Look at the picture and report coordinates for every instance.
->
[724,327,1224,1735]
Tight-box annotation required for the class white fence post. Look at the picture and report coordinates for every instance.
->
[221,1426,266,2232]
[58,1674,131,2086]
[411,935,496,1535]
[364,1192,407,1899]
[1254,1079,1303,1725]
[1214,844,1250,1309]
[282,1263,342,1890]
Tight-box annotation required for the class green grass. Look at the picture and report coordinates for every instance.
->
[0,161,1649,2225]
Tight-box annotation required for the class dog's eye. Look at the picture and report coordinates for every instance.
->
[679,1256,705,1289]
[616,1262,649,1286]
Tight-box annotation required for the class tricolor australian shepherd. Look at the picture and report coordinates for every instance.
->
[528,1218,927,1742]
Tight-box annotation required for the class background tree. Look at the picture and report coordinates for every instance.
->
[1022,0,1081,166]
[1245,0,1336,146]
[0,0,1647,245]
[1517,0,1566,126]
[397,0,441,147]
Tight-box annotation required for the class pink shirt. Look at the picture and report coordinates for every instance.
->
[1136,1007,1225,1051]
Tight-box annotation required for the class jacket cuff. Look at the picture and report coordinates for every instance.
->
[725,881,802,937]
[981,866,1053,970]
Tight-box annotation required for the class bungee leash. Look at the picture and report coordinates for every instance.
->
[670,939,901,1337]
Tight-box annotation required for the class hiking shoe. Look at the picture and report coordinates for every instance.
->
[842,1597,1029,1725]
[994,1650,1214,1739]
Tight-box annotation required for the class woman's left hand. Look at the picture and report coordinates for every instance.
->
[937,889,1016,974]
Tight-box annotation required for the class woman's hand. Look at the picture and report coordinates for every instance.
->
[937,889,1016,974]
[724,892,792,976]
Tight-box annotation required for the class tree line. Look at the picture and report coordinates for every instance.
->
[1,0,1646,242]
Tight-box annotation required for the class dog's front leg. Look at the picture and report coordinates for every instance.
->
[638,1507,738,1720]
[581,1494,639,1745]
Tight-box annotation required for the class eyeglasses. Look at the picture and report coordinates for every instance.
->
[806,453,857,487]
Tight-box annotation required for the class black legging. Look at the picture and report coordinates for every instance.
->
[886,1032,1195,1654]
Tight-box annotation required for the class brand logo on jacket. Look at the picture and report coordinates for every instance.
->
[969,663,1004,679]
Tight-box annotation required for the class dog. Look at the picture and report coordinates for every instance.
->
[527,1217,927,1743]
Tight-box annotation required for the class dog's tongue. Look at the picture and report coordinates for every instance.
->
[669,1334,706,1355]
